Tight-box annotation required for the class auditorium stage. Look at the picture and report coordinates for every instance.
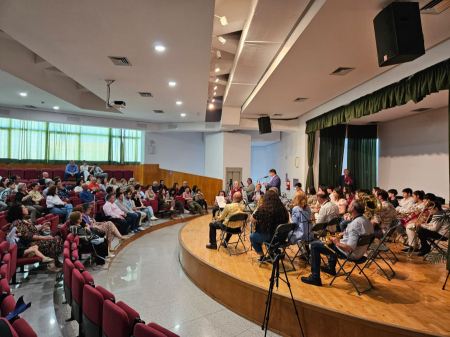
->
[179,215,450,337]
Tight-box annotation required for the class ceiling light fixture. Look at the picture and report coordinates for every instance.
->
[212,98,215,102]
[213,92,216,96]
[215,67,220,72]
[19,93,27,97]
[180,113,186,117]
[216,51,221,59]
[169,81,176,87]
[214,86,217,90]
[155,45,165,51]
[214,15,228,26]
[105,80,126,109]
[209,104,214,109]
[215,78,219,83]
[53,106,60,110]
[213,36,226,44]
[176,101,182,105]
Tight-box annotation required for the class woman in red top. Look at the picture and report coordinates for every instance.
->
[230,181,242,201]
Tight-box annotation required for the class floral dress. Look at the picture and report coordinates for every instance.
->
[83,214,116,243]
[11,219,63,260]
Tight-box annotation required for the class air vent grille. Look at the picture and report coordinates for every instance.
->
[168,124,178,130]
[139,92,153,97]
[153,110,164,113]
[108,56,132,66]
[411,108,432,112]
[205,123,216,129]
[421,0,450,14]
[330,67,355,76]
[273,114,283,117]
[136,123,148,129]
[24,105,37,109]
[293,98,308,102]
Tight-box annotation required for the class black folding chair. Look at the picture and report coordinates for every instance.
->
[289,222,326,270]
[423,227,449,262]
[259,223,297,271]
[329,234,376,295]
[361,226,397,280]
[326,217,339,234]
[218,213,248,256]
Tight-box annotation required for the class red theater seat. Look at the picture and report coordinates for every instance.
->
[0,169,8,179]
[113,170,124,180]
[53,169,65,180]
[134,323,180,337]
[10,169,24,178]
[24,169,37,180]
[40,168,53,179]
[123,170,133,180]
[83,285,115,337]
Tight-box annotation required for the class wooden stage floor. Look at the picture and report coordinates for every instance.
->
[179,215,450,337]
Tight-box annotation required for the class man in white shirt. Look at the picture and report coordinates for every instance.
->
[316,192,339,226]
[396,188,415,214]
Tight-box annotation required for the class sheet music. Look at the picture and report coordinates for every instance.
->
[216,196,226,208]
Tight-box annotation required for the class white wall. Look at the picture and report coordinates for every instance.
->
[378,107,449,201]
[143,132,205,176]
[250,146,269,183]
[205,132,224,180]
[223,132,252,190]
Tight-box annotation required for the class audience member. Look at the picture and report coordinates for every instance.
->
[15,183,44,222]
[118,178,127,188]
[307,186,317,206]
[90,163,108,179]
[157,189,175,219]
[28,182,44,205]
[79,184,96,203]
[301,199,373,286]
[242,178,255,195]
[172,183,180,195]
[69,211,108,270]
[289,191,314,245]
[115,191,141,233]
[11,175,20,192]
[7,203,63,272]
[249,190,290,262]
[294,182,303,192]
[371,190,397,238]
[151,181,159,193]
[74,178,84,193]
[56,181,70,200]
[388,189,399,208]
[80,203,129,253]
[88,177,102,192]
[103,194,131,235]
[249,184,264,204]
[131,191,157,221]
[109,178,118,191]
[128,178,137,186]
[99,177,108,192]
[38,172,49,186]
[192,185,208,213]
[315,192,339,231]
[64,160,80,181]
[179,181,189,195]
[206,192,245,249]
[79,160,90,181]
[327,186,335,203]
[372,187,381,197]
[183,187,203,215]
[0,177,9,193]
[42,180,55,198]
[46,185,73,221]
[158,180,169,192]
[134,184,146,199]
[417,202,449,256]
[332,187,348,215]
[145,185,156,200]
[0,181,14,211]
[396,188,415,213]
[168,188,185,213]
[124,191,146,228]
[343,186,354,204]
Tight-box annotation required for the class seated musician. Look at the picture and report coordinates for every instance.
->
[230,181,242,201]
[301,199,374,287]
[402,193,436,253]
[314,192,339,231]
[248,183,264,211]
[307,186,317,206]
[388,189,399,208]
[332,187,347,215]
[289,191,314,245]
[206,192,245,250]
[249,190,290,262]
[396,188,415,213]
[371,190,397,238]
[212,190,230,218]
[417,202,449,256]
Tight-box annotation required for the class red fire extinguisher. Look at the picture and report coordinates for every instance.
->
[286,179,290,191]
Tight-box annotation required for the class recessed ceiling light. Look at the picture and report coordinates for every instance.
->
[294,98,309,102]
[213,92,216,96]
[53,106,60,110]
[176,101,182,105]
[155,45,165,51]
[212,99,215,102]
[215,78,219,82]
[214,15,228,26]
[215,68,220,72]
[19,92,27,97]
[209,104,214,109]
[169,81,176,87]
[214,86,217,90]
[218,36,226,44]
[180,113,186,117]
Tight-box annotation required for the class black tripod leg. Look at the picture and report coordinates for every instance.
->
[443,270,450,291]
[262,258,278,335]
[280,258,305,337]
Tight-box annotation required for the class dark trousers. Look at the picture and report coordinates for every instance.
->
[113,218,129,235]
[175,200,184,213]
[374,225,384,239]
[209,221,241,244]
[212,206,220,218]
[64,172,80,181]
[418,228,442,252]
[310,241,347,279]
[126,212,139,230]
[198,199,208,210]
[79,241,108,265]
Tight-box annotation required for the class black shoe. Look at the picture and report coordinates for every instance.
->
[320,265,336,276]
[301,274,322,286]
[257,255,271,263]
[401,247,419,253]
[221,241,228,248]
[417,250,430,257]
[206,244,217,250]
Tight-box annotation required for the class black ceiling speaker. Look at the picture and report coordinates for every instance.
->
[373,2,425,67]
[258,116,272,134]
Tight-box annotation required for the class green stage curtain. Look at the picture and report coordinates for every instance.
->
[306,132,315,188]
[306,58,450,133]
[0,117,141,165]
[347,125,377,191]
[319,124,346,188]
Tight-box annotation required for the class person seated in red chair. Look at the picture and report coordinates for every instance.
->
[0,181,15,211]
[79,183,97,203]
[230,181,242,201]
[88,177,103,193]
[64,160,80,182]
[56,181,70,200]
[179,181,190,196]
[10,175,20,193]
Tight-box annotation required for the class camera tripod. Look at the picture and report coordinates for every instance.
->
[262,248,304,337]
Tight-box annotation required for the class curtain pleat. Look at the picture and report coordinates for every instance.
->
[0,117,141,164]
[319,124,346,188]
[306,58,450,133]
[306,132,315,188]
[347,125,377,191]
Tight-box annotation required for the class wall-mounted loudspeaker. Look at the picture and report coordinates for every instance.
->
[373,2,424,67]
[258,116,272,134]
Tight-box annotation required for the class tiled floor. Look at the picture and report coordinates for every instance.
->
[11,216,280,336]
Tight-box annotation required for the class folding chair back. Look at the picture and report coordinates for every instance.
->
[227,213,248,224]
[218,213,248,256]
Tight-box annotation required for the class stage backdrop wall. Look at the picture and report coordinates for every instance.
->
[143,132,205,176]
[378,106,449,201]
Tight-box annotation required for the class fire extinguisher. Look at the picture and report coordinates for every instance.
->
[286,179,290,191]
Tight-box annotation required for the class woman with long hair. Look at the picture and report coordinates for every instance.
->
[306,186,317,206]
[332,187,348,215]
[168,188,185,214]
[343,185,354,204]
[46,185,73,221]
[131,192,158,221]
[289,191,313,244]
[249,190,290,262]
[192,185,208,213]
[15,182,44,222]
[0,177,9,193]
[145,184,156,200]
[109,178,118,191]
[157,189,175,219]
[74,178,85,193]
[7,204,62,272]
